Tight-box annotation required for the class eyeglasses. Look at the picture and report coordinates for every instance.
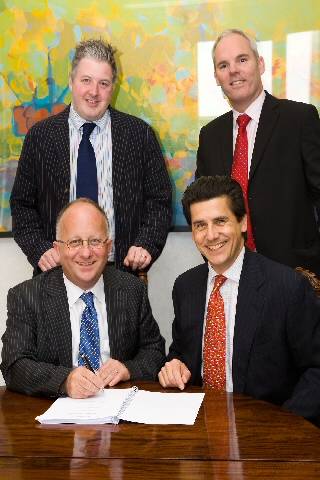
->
[56,238,108,250]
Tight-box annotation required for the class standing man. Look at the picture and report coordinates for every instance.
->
[159,176,320,423]
[1,198,165,398]
[196,29,320,274]
[10,39,172,275]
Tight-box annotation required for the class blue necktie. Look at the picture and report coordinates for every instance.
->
[76,123,98,202]
[78,292,100,371]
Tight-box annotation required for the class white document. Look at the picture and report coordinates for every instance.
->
[36,387,205,425]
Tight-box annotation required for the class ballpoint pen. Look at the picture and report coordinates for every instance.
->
[80,353,97,374]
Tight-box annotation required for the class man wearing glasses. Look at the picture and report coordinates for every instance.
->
[1,198,165,398]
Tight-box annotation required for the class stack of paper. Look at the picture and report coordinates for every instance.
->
[36,387,205,425]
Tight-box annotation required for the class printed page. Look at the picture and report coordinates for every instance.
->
[36,388,132,424]
[120,390,205,425]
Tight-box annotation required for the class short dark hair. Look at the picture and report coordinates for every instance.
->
[56,198,109,238]
[182,175,246,225]
[71,38,117,83]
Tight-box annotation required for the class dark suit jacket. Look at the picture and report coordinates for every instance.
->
[196,92,320,274]
[167,250,320,421]
[10,106,172,271]
[0,266,165,397]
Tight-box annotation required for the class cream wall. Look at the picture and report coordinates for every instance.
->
[0,233,203,386]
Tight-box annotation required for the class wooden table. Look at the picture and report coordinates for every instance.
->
[0,383,319,479]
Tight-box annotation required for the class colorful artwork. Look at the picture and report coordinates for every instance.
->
[1,0,320,232]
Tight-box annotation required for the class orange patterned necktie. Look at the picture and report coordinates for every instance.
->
[231,113,256,251]
[203,274,227,389]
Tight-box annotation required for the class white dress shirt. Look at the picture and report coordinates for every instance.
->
[68,105,115,260]
[232,90,266,176]
[202,247,245,392]
[63,274,110,367]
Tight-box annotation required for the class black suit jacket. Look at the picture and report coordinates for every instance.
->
[167,250,320,421]
[10,106,172,271]
[0,266,165,397]
[196,92,320,274]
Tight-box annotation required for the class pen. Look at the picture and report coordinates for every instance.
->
[80,354,97,374]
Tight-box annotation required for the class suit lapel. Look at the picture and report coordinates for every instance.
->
[220,111,234,174]
[188,265,208,383]
[52,107,71,204]
[232,251,265,392]
[43,268,73,367]
[103,267,128,358]
[109,107,127,207]
[249,92,280,179]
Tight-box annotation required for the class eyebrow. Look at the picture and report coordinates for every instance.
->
[192,215,229,224]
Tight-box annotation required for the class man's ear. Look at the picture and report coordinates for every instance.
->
[241,214,248,234]
[105,238,112,256]
[258,56,265,76]
[214,70,220,86]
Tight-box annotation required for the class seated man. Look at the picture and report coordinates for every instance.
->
[1,198,165,398]
[159,176,320,423]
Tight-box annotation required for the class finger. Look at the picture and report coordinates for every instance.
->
[51,249,61,265]
[138,254,151,270]
[123,248,139,269]
[79,372,104,395]
[160,366,172,387]
[108,371,122,387]
[38,258,51,271]
[158,370,167,388]
[171,366,185,390]
[39,252,56,270]
[75,368,104,391]
[130,250,142,271]
[103,368,119,386]
[164,363,178,387]
[38,261,48,272]
[46,255,58,269]
[181,367,191,384]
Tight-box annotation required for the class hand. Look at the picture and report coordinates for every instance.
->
[123,246,151,271]
[98,359,130,387]
[158,359,191,390]
[65,366,104,398]
[38,247,60,271]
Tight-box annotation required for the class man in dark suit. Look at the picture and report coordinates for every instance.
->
[1,198,165,398]
[159,176,320,423]
[10,38,172,275]
[196,29,320,275]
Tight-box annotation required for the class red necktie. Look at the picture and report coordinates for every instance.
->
[203,274,227,390]
[231,114,256,251]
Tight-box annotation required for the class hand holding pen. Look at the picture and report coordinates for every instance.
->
[80,354,130,388]
[80,353,97,374]
[63,355,104,399]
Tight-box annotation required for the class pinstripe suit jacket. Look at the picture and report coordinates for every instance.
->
[10,106,172,271]
[0,266,165,397]
[167,250,320,421]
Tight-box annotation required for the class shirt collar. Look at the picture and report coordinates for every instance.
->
[63,274,105,307]
[233,89,266,126]
[208,246,245,285]
[69,104,110,133]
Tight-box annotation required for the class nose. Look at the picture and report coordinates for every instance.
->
[206,223,219,241]
[79,243,92,258]
[229,61,239,75]
[89,81,99,96]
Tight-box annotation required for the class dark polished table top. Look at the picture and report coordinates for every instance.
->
[0,382,319,479]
